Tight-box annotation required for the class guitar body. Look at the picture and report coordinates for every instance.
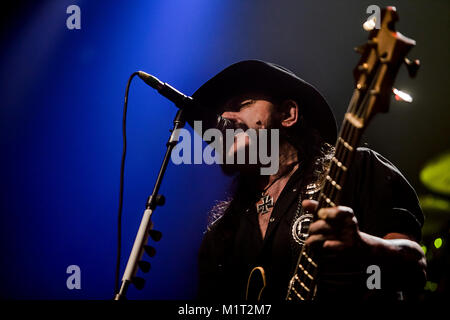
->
[246,266,267,301]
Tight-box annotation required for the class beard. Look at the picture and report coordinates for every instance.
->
[219,122,284,177]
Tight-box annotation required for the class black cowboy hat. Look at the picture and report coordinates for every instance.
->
[188,60,337,144]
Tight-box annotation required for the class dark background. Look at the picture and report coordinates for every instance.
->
[0,0,448,300]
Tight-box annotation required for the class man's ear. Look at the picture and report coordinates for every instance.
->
[280,99,299,128]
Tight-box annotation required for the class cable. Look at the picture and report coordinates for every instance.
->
[115,72,139,295]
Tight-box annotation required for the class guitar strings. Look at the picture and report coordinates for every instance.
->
[286,61,383,301]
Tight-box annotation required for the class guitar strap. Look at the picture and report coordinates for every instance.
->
[289,181,322,272]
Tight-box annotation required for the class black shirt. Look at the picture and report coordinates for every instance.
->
[197,148,424,300]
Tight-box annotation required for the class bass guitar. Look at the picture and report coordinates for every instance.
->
[246,6,420,301]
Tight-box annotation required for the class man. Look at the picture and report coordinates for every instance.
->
[190,60,426,301]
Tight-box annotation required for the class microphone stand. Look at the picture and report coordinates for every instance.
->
[114,108,186,300]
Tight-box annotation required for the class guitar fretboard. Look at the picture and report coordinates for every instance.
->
[285,7,417,301]
[286,89,366,300]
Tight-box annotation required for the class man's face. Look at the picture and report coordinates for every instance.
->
[218,93,281,173]
[221,93,277,130]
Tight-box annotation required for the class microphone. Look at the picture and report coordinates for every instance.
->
[137,71,233,131]
[137,71,194,108]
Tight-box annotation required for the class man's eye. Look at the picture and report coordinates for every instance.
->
[239,100,254,110]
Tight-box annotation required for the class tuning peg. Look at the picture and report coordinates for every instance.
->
[363,17,377,31]
[149,229,162,242]
[132,276,146,290]
[404,57,420,78]
[354,44,366,54]
[138,260,151,273]
[357,63,369,72]
[393,88,413,103]
[144,245,156,257]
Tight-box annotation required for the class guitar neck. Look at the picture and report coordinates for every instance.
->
[286,7,418,301]
[286,89,365,301]
[316,90,365,210]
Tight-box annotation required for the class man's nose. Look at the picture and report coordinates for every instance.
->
[219,112,249,131]
[220,111,240,120]
[221,111,247,128]
[218,112,245,131]
[221,111,249,127]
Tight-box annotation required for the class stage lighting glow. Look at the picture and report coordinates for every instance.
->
[363,17,377,31]
[420,152,450,196]
[393,88,413,103]
[434,237,443,249]
[425,281,438,292]
[421,245,427,254]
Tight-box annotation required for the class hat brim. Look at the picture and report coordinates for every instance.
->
[189,60,337,145]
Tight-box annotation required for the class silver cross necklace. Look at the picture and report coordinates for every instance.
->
[256,162,300,215]
[256,176,283,215]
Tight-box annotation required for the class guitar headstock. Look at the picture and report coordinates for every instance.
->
[351,7,419,125]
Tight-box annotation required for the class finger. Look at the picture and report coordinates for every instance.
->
[308,219,333,235]
[302,199,318,212]
[322,240,347,252]
[317,206,354,223]
[305,233,338,247]
[305,234,325,248]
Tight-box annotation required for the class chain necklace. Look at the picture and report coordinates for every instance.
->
[256,162,299,215]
